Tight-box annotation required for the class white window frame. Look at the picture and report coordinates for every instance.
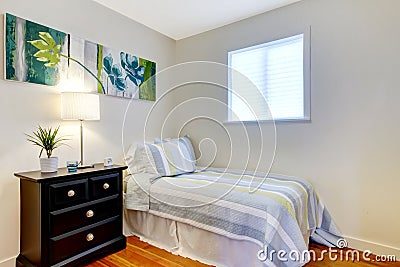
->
[227,27,311,123]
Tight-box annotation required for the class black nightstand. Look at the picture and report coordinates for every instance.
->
[15,163,127,267]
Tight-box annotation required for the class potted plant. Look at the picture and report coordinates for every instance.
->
[26,125,69,173]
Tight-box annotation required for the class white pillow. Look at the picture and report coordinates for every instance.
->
[125,144,158,175]
[154,135,196,164]
[145,140,195,176]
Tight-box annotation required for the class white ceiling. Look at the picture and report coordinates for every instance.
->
[92,0,302,40]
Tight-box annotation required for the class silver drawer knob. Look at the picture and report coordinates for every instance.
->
[86,210,94,218]
[86,233,94,242]
[67,190,75,197]
[103,183,110,190]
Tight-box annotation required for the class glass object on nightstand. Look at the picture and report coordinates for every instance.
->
[67,161,79,172]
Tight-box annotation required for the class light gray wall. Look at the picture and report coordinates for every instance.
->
[175,0,400,256]
[0,0,176,265]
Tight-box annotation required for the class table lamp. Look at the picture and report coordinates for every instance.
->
[61,92,100,168]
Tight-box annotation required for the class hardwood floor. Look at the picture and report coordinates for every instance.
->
[85,236,208,267]
[85,236,399,267]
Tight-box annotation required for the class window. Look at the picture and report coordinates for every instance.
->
[228,31,310,122]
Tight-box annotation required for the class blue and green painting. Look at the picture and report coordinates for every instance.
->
[4,13,156,101]
[84,41,156,100]
[5,13,66,85]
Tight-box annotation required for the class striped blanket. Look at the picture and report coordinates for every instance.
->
[126,168,341,267]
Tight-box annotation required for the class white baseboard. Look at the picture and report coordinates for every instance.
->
[344,235,400,259]
[0,255,17,267]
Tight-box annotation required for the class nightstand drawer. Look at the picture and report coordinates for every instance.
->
[49,217,120,265]
[49,179,89,210]
[89,173,119,199]
[50,196,120,237]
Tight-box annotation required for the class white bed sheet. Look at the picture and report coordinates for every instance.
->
[123,209,267,267]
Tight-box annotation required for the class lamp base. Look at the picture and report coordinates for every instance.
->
[77,164,95,169]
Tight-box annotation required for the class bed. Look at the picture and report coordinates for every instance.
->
[123,138,341,267]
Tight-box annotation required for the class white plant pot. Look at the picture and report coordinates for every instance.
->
[40,157,58,173]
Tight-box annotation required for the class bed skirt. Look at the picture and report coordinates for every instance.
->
[123,209,267,267]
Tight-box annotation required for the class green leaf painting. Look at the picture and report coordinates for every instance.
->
[5,13,156,101]
[5,14,66,85]
[29,32,62,67]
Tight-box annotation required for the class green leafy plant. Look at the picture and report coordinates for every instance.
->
[26,126,69,158]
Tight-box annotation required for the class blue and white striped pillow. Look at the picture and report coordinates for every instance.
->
[146,137,196,176]
[154,135,196,164]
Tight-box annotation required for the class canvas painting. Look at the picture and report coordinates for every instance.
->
[4,13,156,101]
[84,41,156,100]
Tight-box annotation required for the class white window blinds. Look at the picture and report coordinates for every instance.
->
[228,33,310,122]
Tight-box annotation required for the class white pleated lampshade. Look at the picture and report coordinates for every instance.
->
[61,92,100,121]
